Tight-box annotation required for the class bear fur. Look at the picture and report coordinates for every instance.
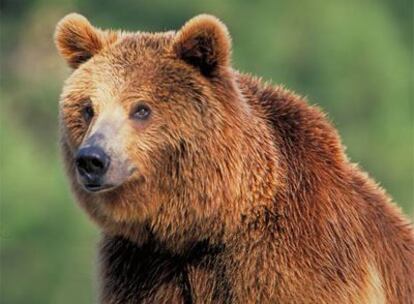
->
[55,13,414,303]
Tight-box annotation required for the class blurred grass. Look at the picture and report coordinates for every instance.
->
[0,0,413,303]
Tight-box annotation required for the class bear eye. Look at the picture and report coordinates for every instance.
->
[82,103,94,123]
[131,103,151,120]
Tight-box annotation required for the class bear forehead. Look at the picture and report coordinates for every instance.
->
[103,31,176,64]
[69,32,205,100]
[64,32,209,107]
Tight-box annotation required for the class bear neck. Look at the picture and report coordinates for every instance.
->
[140,81,280,254]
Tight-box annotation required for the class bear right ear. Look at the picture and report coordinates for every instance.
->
[173,14,232,77]
[54,13,118,69]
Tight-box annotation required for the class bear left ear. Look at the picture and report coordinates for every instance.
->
[173,14,231,77]
[54,13,118,69]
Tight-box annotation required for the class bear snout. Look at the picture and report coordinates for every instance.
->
[75,146,111,192]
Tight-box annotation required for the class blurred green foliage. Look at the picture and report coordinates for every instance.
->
[1,0,412,303]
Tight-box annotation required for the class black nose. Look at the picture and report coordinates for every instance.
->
[75,146,110,178]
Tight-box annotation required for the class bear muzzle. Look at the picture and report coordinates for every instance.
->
[75,146,112,192]
[74,132,135,193]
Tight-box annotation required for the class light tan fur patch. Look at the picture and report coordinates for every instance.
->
[356,263,385,304]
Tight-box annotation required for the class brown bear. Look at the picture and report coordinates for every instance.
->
[55,13,414,303]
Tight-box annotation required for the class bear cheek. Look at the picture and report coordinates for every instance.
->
[60,110,89,150]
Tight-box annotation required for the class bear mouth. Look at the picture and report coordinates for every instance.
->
[83,183,117,193]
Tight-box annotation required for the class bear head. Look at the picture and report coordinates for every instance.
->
[55,13,278,251]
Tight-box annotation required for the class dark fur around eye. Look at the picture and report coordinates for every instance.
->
[82,102,94,122]
[131,103,151,120]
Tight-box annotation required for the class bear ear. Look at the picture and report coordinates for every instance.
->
[54,13,118,69]
[173,14,231,77]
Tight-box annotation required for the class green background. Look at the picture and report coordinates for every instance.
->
[1,0,412,303]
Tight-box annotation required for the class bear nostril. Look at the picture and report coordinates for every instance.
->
[75,157,87,172]
[75,146,110,177]
[91,158,104,170]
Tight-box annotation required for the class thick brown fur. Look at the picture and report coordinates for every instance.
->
[55,13,414,303]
